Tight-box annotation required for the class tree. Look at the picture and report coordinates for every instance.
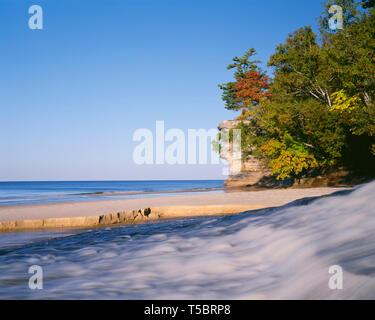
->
[218,1,375,181]
[218,49,267,115]
[232,71,271,119]
[362,0,375,9]
[323,5,375,161]
[319,0,362,36]
[259,134,318,180]
[268,26,332,107]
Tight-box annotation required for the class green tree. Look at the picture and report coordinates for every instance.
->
[319,0,362,36]
[218,49,262,112]
[268,26,332,107]
[218,1,375,181]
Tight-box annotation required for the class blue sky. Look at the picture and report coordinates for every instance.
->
[1,0,324,181]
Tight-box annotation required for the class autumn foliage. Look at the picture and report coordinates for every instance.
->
[233,71,271,103]
[218,0,375,181]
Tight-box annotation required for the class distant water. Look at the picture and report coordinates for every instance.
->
[0,180,224,206]
[0,181,374,299]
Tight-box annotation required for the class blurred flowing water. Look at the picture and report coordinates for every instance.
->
[0,182,375,299]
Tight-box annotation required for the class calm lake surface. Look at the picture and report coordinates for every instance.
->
[0,180,224,206]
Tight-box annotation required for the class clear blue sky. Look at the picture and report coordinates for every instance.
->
[1,0,324,181]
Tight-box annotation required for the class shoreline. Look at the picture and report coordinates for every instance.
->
[76,187,224,197]
[0,187,350,232]
[0,187,224,207]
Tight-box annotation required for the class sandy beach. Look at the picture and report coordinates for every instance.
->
[0,187,348,232]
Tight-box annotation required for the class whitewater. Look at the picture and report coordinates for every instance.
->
[0,181,374,299]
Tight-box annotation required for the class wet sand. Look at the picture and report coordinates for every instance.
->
[0,187,348,232]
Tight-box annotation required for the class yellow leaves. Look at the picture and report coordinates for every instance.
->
[268,150,317,180]
[259,139,283,158]
[278,113,293,126]
[236,110,248,120]
[259,137,318,180]
[235,97,270,121]
[330,90,362,113]
[330,90,371,135]
[371,144,375,156]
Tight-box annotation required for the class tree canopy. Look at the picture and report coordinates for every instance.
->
[218,0,375,180]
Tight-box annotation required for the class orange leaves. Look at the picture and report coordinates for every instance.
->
[233,71,272,103]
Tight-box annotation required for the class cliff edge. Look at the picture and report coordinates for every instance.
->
[218,120,366,189]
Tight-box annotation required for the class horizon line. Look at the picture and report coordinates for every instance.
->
[0,179,225,183]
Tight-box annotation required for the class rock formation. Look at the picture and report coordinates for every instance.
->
[218,120,272,188]
[218,120,364,189]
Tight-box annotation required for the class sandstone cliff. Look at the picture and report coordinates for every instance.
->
[218,120,271,188]
[218,120,365,189]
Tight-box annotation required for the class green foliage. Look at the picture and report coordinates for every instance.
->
[331,90,362,113]
[259,134,318,180]
[371,144,375,155]
[218,49,263,112]
[319,0,362,35]
[268,26,332,107]
[363,0,375,8]
[218,1,375,180]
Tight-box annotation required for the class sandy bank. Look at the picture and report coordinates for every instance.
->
[0,187,348,232]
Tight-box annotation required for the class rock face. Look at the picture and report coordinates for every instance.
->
[0,208,161,232]
[218,120,272,188]
[0,205,268,232]
[218,120,364,189]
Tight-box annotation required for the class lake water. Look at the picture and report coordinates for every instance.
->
[0,180,224,206]
[0,181,374,299]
